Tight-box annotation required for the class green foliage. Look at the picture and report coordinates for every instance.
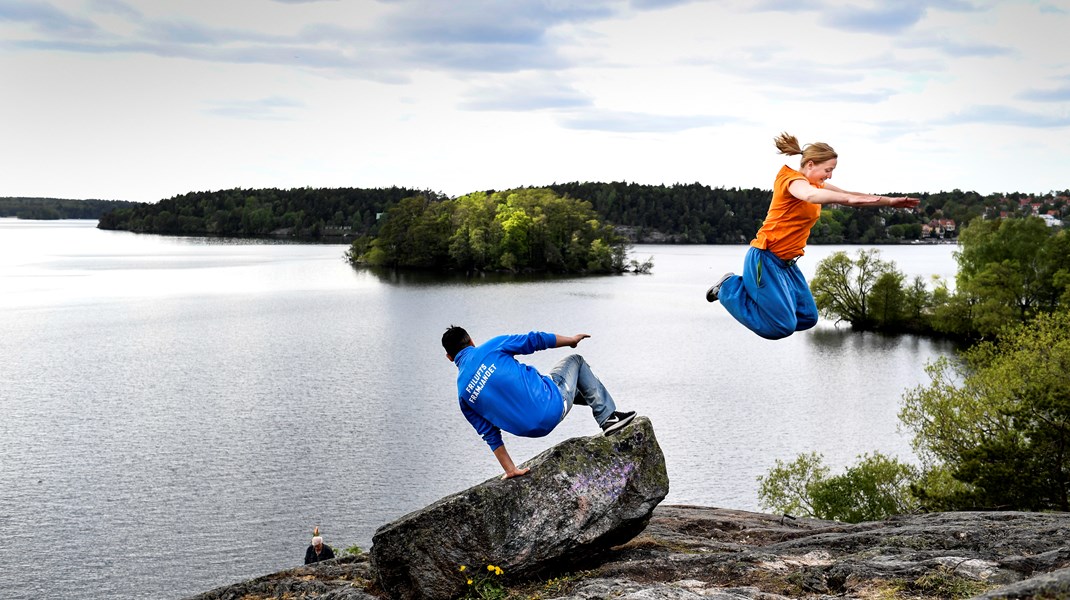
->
[548,182,769,244]
[758,452,918,523]
[868,270,907,328]
[0,197,139,219]
[943,217,1070,338]
[765,218,1070,517]
[97,186,436,238]
[900,311,1070,511]
[811,210,847,243]
[546,183,1070,244]
[757,452,828,518]
[367,195,452,268]
[459,564,507,600]
[351,188,638,275]
[809,453,919,523]
[83,180,1070,246]
[338,544,363,557]
[810,218,1069,339]
[760,306,1070,517]
[810,249,897,330]
[903,275,933,324]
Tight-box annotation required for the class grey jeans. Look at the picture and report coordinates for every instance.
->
[548,354,617,427]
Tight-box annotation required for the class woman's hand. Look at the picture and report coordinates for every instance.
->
[886,196,921,208]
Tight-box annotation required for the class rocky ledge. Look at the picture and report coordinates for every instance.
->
[186,506,1070,600]
[187,417,1069,600]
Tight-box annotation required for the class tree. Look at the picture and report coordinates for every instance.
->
[808,453,919,523]
[900,311,1070,511]
[868,270,907,329]
[810,249,895,330]
[954,217,1053,329]
[448,192,498,270]
[587,238,614,272]
[757,452,828,518]
[495,200,534,271]
[367,196,435,267]
[903,275,933,327]
[926,217,1070,339]
[758,452,918,522]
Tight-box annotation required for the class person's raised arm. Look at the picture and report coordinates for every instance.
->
[493,444,530,480]
[554,333,590,348]
[789,180,919,209]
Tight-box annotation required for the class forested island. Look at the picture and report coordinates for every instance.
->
[1,197,139,220]
[344,188,649,274]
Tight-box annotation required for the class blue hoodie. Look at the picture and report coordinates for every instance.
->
[453,331,563,450]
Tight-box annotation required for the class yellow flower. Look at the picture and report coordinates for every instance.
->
[459,565,467,572]
[467,579,473,585]
[487,565,495,572]
[494,567,504,576]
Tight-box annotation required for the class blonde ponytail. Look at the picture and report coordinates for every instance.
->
[774,132,837,168]
[774,132,802,156]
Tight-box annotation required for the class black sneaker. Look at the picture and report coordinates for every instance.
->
[601,411,636,436]
[706,272,735,303]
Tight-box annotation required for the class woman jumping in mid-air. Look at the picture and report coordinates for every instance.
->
[707,132,920,340]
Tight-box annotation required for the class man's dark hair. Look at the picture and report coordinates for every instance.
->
[442,325,472,357]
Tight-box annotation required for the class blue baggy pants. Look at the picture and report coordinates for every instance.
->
[718,247,819,340]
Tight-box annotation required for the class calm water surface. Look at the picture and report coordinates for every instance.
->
[0,220,959,599]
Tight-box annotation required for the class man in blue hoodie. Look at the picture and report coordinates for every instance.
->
[442,326,636,480]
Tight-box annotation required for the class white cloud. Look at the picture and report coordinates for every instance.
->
[459,75,592,111]
[202,96,306,120]
[934,104,1070,128]
[559,109,738,133]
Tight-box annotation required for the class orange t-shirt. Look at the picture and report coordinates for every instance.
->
[750,165,822,260]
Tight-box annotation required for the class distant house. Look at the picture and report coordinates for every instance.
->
[925,218,956,238]
[1040,214,1063,228]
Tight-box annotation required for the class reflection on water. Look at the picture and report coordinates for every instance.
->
[360,264,593,287]
[0,221,962,600]
[806,321,967,356]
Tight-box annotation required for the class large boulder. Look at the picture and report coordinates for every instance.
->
[370,416,668,600]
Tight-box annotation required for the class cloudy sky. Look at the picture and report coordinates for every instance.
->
[2,0,1069,203]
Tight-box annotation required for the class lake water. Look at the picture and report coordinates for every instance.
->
[0,219,959,599]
